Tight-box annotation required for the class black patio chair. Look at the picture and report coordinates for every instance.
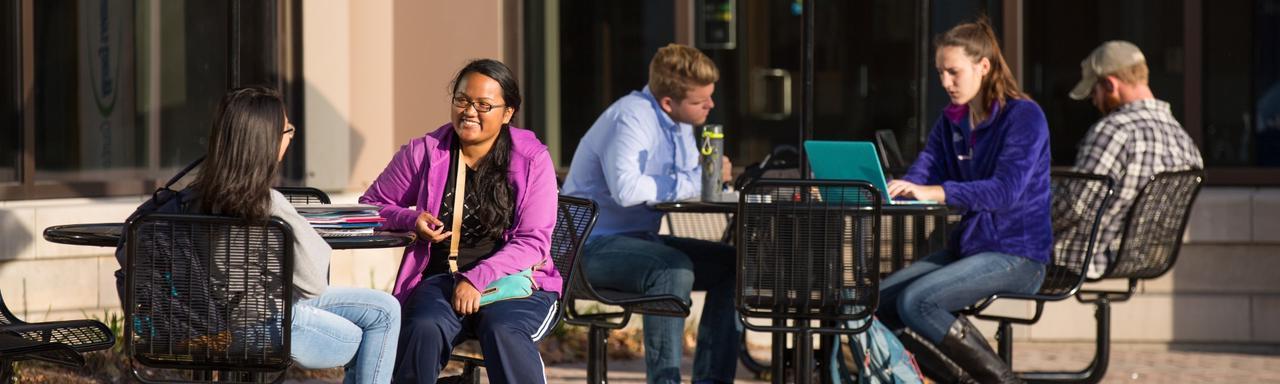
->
[0,290,115,382]
[875,129,910,178]
[125,213,295,383]
[564,216,692,383]
[737,179,882,384]
[275,187,331,205]
[919,172,1113,382]
[1023,169,1203,384]
[445,195,598,383]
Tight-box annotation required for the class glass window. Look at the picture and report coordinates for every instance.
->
[1256,2,1280,167]
[1024,1,1185,166]
[551,0,999,168]
[557,0,675,165]
[33,0,229,182]
[1204,0,1280,167]
[1,1,17,183]
[3,0,297,199]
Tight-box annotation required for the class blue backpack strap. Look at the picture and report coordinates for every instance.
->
[114,156,206,307]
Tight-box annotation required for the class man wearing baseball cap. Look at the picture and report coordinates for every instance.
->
[1064,40,1203,278]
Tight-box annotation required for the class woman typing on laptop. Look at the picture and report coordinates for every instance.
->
[878,18,1050,384]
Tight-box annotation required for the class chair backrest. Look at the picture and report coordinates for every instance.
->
[275,186,331,205]
[875,129,907,175]
[1105,169,1204,280]
[1041,171,1114,297]
[125,213,294,373]
[736,179,881,324]
[551,196,598,296]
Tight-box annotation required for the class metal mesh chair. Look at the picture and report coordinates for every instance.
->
[0,333,84,380]
[737,179,881,384]
[0,289,115,382]
[1026,170,1203,384]
[274,187,331,205]
[875,129,909,178]
[565,205,697,383]
[125,213,294,383]
[447,196,598,383]
[955,172,1114,369]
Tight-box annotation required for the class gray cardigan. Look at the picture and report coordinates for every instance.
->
[269,190,331,300]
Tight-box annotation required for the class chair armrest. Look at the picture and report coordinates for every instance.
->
[0,333,86,368]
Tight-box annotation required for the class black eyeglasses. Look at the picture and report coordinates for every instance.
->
[283,124,297,137]
[452,97,507,113]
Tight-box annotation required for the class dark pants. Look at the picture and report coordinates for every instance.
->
[581,234,741,384]
[392,273,557,384]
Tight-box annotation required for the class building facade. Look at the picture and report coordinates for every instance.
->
[2,0,1278,348]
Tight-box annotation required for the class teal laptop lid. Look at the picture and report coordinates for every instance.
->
[804,140,934,204]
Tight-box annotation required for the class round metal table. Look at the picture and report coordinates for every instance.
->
[651,200,736,214]
[43,223,416,250]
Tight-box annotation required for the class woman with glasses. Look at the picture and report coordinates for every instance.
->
[193,87,402,384]
[360,59,560,383]
[877,18,1050,384]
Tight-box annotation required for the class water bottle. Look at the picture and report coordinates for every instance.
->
[700,124,725,202]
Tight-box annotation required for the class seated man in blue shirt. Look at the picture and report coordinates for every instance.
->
[562,43,739,384]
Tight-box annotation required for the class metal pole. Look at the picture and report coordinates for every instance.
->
[798,0,814,180]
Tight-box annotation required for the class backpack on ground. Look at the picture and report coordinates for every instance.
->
[832,317,925,384]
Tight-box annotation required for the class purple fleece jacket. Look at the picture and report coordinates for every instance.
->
[359,123,561,301]
[905,99,1052,264]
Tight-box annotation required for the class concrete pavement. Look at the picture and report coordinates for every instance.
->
[284,341,1280,383]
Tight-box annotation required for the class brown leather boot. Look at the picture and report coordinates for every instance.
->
[937,317,1021,384]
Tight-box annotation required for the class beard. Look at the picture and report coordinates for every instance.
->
[1095,92,1124,115]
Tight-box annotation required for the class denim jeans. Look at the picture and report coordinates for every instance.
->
[877,250,1045,344]
[581,234,742,384]
[292,287,401,384]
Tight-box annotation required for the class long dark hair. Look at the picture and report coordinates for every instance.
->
[192,86,286,222]
[450,59,521,240]
[935,17,1027,123]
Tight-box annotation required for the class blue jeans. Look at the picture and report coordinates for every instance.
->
[581,234,741,384]
[292,287,402,384]
[877,250,1045,344]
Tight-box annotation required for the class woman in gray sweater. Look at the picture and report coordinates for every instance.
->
[191,87,401,384]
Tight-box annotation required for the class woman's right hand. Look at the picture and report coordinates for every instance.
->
[415,212,453,243]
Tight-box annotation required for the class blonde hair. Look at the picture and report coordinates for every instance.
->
[648,43,719,101]
[935,17,1028,123]
[1105,62,1149,86]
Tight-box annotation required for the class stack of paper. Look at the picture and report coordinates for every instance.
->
[295,204,386,236]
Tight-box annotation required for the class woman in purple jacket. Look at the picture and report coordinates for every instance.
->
[878,20,1049,384]
[359,59,559,383]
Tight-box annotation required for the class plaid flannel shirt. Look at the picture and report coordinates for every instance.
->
[1067,98,1203,278]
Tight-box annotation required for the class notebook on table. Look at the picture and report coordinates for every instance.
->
[803,140,936,205]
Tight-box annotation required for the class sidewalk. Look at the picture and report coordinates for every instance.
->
[284,342,1280,383]
[538,342,1280,383]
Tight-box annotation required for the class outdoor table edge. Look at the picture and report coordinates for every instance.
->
[42,223,415,249]
[651,201,950,213]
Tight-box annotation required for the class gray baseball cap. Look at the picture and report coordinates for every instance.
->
[1068,40,1147,100]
